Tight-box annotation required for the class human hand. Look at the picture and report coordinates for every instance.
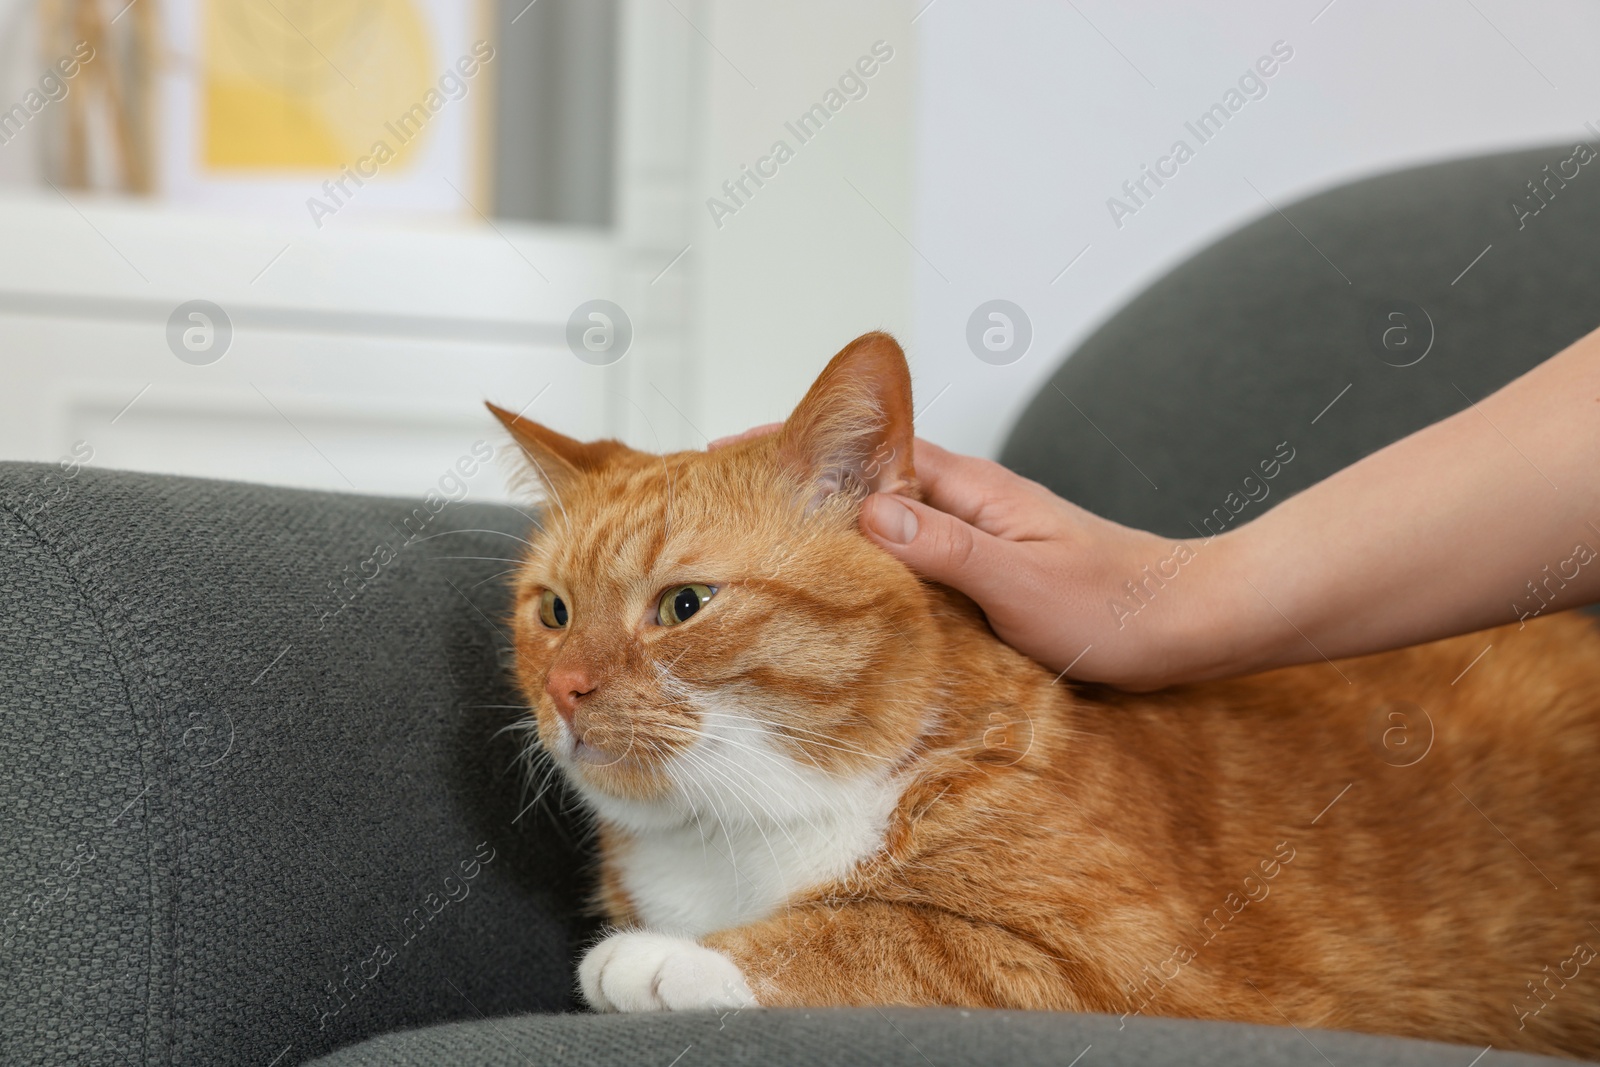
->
[860,441,1213,688]
[710,426,1210,688]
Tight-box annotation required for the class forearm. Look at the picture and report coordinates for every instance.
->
[1173,326,1600,683]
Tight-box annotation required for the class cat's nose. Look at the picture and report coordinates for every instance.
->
[546,665,596,726]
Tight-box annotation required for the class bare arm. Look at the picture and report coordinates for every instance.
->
[1178,324,1600,684]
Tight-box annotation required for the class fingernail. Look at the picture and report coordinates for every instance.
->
[868,496,917,545]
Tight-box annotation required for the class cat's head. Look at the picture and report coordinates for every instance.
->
[491,332,941,832]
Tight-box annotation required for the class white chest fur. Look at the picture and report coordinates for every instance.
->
[612,769,899,937]
[575,700,906,938]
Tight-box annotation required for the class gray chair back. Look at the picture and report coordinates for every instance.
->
[1001,143,1600,538]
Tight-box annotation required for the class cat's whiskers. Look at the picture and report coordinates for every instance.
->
[518,745,560,805]
[672,751,758,921]
[641,681,900,828]
[636,737,685,798]
[629,679,841,833]
[644,697,698,713]
[667,743,793,889]
[707,715,892,764]
[663,755,717,866]
[510,777,551,825]
[707,720,833,778]
[671,736,808,845]
[504,716,598,836]
[510,731,542,781]
[679,738,827,891]
[495,499,546,537]
[510,728,568,825]
[663,751,750,911]
[471,566,522,589]
[718,705,906,762]
[670,684,893,761]
[489,715,539,744]
[514,446,572,529]
[407,528,539,549]
[651,719,836,836]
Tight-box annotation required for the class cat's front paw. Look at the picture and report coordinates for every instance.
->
[579,931,757,1012]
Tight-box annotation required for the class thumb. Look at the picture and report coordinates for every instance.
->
[860,493,1004,597]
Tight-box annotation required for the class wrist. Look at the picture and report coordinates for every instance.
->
[1152,524,1281,686]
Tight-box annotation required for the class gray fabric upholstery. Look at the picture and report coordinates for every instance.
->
[0,463,594,1065]
[1002,143,1600,537]
[306,1009,1564,1067]
[5,469,1574,1067]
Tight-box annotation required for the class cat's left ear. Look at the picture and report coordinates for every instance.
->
[485,402,627,501]
[778,331,918,506]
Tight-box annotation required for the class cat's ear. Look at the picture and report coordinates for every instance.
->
[778,331,918,507]
[486,402,623,500]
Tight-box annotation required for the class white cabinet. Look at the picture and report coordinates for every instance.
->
[0,192,619,501]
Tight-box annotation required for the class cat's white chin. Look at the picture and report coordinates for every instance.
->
[549,715,638,771]
[577,783,699,832]
[579,931,757,1012]
[570,737,623,765]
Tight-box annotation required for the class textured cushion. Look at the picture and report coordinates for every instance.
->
[308,1007,1571,1066]
[1001,143,1600,537]
[0,463,594,1066]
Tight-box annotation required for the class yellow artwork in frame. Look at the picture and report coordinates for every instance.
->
[160,0,492,223]
[201,0,434,171]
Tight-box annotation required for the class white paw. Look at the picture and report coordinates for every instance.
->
[579,931,757,1013]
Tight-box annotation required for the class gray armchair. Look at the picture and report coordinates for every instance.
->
[4,141,1594,1066]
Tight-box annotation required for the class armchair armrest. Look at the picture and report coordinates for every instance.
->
[0,462,590,1066]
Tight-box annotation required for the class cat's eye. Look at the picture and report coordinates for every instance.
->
[538,589,569,629]
[657,584,715,626]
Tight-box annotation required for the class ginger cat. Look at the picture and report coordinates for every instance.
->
[490,332,1600,1060]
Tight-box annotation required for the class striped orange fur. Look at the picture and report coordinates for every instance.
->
[490,332,1600,1059]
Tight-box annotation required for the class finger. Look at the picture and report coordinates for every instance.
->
[860,493,1013,601]
[707,423,783,450]
[910,439,1039,529]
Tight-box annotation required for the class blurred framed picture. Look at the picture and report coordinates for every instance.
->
[157,0,494,226]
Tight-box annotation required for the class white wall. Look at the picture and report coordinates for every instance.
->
[685,0,917,445]
[909,0,1600,458]
[5,0,1595,494]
